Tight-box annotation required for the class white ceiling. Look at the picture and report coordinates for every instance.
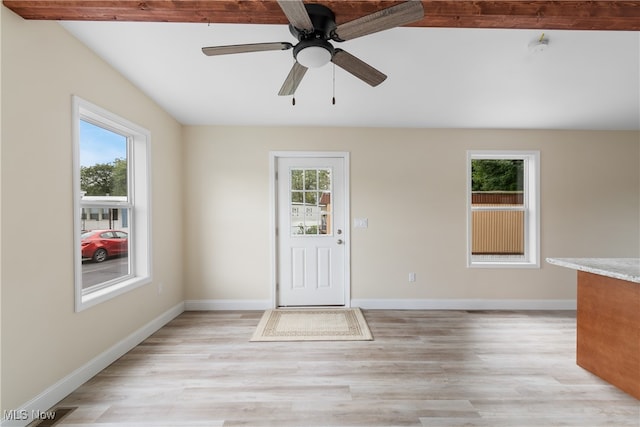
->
[60,21,640,130]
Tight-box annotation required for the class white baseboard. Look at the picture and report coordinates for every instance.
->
[184,299,272,311]
[2,302,185,427]
[351,298,577,310]
[182,298,576,311]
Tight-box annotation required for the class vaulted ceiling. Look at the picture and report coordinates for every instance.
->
[4,1,640,129]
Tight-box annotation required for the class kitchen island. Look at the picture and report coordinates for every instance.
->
[547,258,640,399]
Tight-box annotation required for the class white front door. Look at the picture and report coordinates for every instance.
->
[276,155,349,306]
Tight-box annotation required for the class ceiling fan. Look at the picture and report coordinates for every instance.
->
[202,0,425,96]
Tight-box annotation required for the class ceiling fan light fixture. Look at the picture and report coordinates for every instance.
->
[293,38,334,68]
[296,45,332,68]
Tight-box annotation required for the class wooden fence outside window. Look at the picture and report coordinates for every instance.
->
[471,192,525,255]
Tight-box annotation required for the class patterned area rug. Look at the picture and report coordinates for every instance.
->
[250,308,373,342]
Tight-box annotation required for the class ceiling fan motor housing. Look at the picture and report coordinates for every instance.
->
[288,4,337,41]
[289,3,338,66]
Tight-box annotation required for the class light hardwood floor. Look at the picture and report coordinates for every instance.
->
[50,310,639,426]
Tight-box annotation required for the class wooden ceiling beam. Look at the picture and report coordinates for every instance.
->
[3,1,640,31]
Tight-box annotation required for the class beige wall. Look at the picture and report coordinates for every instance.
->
[1,9,184,411]
[183,126,640,302]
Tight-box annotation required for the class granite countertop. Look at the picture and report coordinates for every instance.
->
[546,258,640,283]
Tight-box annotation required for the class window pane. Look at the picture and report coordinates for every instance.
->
[79,120,128,199]
[81,221,130,288]
[471,159,524,206]
[471,158,525,255]
[469,156,529,263]
[74,96,152,311]
[471,210,525,255]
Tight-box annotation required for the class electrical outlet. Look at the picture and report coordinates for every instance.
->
[408,272,416,282]
[157,282,164,295]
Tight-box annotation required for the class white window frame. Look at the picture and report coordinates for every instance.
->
[72,96,152,311]
[466,150,540,268]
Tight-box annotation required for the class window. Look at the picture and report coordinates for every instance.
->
[467,151,540,268]
[73,96,151,311]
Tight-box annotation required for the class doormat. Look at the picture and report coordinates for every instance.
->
[250,308,373,342]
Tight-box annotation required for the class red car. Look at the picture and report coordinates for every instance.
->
[81,230,128,262]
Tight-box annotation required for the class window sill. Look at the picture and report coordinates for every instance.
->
[468,261,540,269]
[76,275,152,312]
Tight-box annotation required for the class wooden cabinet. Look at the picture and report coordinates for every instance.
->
[577,271,640,399]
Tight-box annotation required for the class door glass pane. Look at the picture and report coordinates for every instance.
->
[291,170,303,190]
[290,168,332,236]
[291,191,303,203]
[304,205,318,235]
[304,192,317,205]
[304,169,317,190]
[318,169,330,190]
[320,192,331,235]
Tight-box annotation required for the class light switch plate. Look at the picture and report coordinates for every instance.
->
[354,218,368,228]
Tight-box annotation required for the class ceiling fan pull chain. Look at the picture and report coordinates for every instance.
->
[332,63,336,105]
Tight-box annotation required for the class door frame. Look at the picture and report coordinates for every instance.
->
[269,151,351,308]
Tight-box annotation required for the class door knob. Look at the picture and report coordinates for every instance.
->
[337,239,344,245]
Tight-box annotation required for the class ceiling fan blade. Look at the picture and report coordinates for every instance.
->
[333,1,424,41]
[278,62,308,96]
[202,42,293,56]
[277,0,314,32]
[331,49,387,87]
